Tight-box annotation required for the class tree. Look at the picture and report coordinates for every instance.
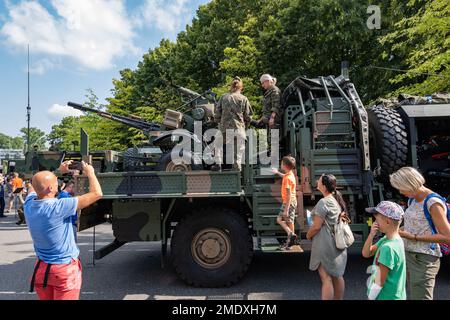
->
[48,89,115,151]
[50,0,445,151]
[21,127,47,151]
[379,0,450,95]
[0,133,24,149]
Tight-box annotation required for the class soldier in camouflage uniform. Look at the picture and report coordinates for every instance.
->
[254,74,282,148]
[213,77,253,171]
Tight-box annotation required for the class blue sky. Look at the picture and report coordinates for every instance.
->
[0,0,210,138]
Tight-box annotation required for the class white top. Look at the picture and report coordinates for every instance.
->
[404,197,446,257]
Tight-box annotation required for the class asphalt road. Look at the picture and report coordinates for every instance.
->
[1,213,449,300]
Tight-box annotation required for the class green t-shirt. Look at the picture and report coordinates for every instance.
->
[367,236,406,300]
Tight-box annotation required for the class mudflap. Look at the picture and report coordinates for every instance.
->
[78,199,111,232]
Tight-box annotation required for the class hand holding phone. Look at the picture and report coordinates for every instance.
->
[68,161,83,171]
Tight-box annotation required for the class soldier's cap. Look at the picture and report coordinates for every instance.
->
[365,201,404,221]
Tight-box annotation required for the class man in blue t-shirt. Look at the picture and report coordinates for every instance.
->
[24,161,102,300]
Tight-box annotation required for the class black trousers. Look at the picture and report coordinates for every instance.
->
[0,198,5,215]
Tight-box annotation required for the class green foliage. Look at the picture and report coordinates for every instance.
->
[379,0,450,96]
[48,89,124,151]
[0,133,24,149]
[50,0,449,151]
[20,127,47,151]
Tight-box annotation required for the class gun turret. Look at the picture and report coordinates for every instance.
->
[67,102,162,135]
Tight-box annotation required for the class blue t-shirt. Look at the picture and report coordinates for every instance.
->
[58,191,77,226]
[58,191,71,198]
[24,192,79,264]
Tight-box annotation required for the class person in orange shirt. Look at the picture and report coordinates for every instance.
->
[8,172,24,212]
[273,156,298,250]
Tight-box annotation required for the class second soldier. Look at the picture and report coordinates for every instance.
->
[255,74,282,149]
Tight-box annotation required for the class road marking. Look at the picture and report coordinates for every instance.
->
[154,295,207,300]
[247,292,284,300]
[123,294,150,300]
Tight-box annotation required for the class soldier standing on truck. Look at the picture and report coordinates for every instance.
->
[213,77,253,171]
[253,74,282,149]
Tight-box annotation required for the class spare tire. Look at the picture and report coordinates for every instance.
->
[368,104,408,182]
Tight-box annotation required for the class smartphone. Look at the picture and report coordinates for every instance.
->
[68,161,83,171]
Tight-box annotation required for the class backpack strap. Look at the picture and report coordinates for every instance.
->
[422,193,443,234]
[423,193,447,250]
[407,198,414,207]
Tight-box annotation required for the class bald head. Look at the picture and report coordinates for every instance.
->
[32,171,58,199]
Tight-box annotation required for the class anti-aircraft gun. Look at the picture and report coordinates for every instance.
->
[67,102,168,171]
[67,86,217,172]
[67,102,162,135]
[171,85,217,131]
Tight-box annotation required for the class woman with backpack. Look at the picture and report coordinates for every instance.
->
[390,167,450,300]
[306,174,348,300]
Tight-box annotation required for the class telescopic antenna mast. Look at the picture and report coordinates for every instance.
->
[26,44,31,151]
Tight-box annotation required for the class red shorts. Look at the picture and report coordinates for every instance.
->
[31,258,82,300]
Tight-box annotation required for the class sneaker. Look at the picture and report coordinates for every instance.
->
[287,233,299,247]
[279,241,288,250]
[211,165,222,172]
[16,220,24,225]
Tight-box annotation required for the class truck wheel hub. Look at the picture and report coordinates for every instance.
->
[191,228,231,269]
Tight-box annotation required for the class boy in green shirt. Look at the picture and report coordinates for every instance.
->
[362,201,407,300]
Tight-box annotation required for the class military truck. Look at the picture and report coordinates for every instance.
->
[28,75,449,287]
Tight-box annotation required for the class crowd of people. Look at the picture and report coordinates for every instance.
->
[0,172,27,224]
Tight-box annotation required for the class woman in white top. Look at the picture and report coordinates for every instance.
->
[390,167,450,300]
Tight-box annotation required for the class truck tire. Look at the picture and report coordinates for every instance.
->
[171,208,253,287]
[368,105,408,182]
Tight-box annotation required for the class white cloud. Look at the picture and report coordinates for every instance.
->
[1,0,139,70]
[29,59,56,75]
[139,0,192,33]
[47,103,84,121]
